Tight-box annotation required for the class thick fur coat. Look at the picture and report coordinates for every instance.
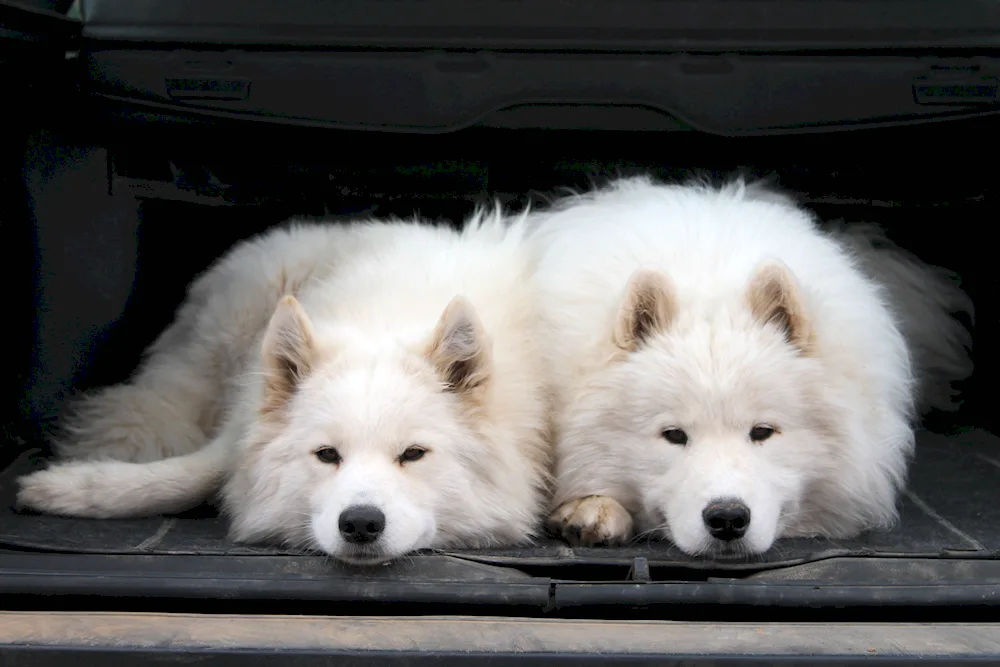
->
[18,214,552,565]
[528,176,972,556]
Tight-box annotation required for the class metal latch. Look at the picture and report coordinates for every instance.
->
[626,557,651,583]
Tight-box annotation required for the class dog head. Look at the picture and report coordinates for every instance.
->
[565,262,841,557]
[230,294,501,565]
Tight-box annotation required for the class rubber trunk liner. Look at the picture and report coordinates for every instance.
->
[1,429,998,571]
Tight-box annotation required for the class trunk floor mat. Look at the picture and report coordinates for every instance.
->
[1,429,997,570]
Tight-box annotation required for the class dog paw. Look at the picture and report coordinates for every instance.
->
[16,466,104,518]
[547,495,634,547]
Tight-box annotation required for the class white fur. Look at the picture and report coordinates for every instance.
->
[823,220,974,414]
[528,175,971,557]
[17,213,552,565]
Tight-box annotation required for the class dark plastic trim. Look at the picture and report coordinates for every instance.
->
[0,553,553,606]
[1,553,998,609]
[75,51,1000,136]
[551,582,1000,609]
[78,0,1000,51]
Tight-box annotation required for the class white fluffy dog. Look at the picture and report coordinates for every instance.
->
[17,214,552,565]
[530,176,972,557]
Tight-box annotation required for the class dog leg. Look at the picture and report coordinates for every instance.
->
[53,300,224,464]
[54,379,214,464]
[547,495,634,547]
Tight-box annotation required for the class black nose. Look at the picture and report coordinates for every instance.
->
[702,499,751,541]
[338,505,386,544]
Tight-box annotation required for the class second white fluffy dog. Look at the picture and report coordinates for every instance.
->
[529,176,972,557]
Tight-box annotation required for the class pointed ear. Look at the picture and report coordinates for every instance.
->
[746,261,813,353]
[614,269,677,352]
[261,295,318,409]
[426,296,492,395]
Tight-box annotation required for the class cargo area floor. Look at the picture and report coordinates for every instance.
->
[2,429,998,571]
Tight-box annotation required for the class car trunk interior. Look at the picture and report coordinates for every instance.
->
[1,73,999,621]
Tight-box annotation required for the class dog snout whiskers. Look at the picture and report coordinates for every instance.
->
[702,498,751,542]
[338,504,386,544]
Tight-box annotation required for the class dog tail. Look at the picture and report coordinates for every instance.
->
[827,221,974,414]
[17,435,232,519]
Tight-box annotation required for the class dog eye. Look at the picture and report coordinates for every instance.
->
[661,428,688,446]
[315,447,342,464]
[399,446,427,463]
[749,425,776,442]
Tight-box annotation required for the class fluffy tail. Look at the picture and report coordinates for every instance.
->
[16,435,232,519]
[826,221,974,413]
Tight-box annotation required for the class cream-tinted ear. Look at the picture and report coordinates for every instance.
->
[613,268,677,352]
[261,295,318,410]
[426,295,492,395]
[746,260,813,353]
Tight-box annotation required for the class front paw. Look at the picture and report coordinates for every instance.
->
[546,495,634,547]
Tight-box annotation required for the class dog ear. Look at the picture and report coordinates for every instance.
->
[261,295,318,410]
[426,295,492,396]
[614,269,677,352]
[746,260,813,353]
